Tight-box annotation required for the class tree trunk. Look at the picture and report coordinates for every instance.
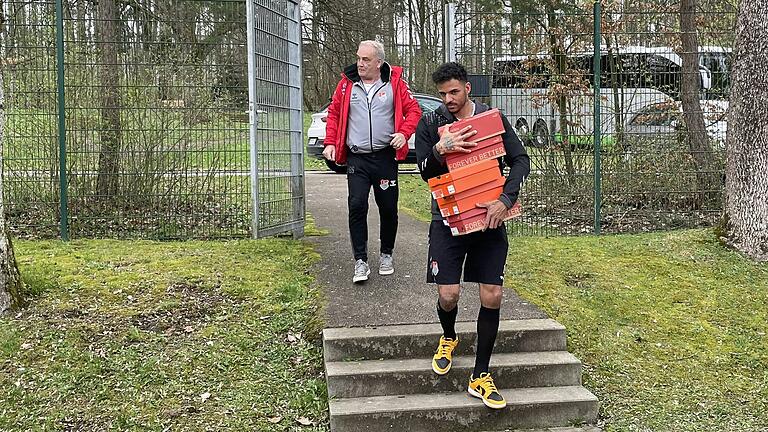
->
[383,0,397,64]
[96,0,122,200]
[723,0,768,262]
[0,69,25,315]
[605,35,625,150]
[679,0,716,206]
[546,8,575,180]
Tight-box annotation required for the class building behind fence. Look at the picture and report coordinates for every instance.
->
[3,0,735,239]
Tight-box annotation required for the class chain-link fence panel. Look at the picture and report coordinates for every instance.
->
[454,3,597,235]
[1,0,60,239]
[1,0,304,239]
[451,0,734,235]
[597,2,733,233]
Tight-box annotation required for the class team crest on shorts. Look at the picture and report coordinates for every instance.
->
[380,179,389,190]
[431,260,439,276]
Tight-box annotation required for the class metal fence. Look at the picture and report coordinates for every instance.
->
[3,0,735,238]
[450,1,735,235]
[1,0,304,239]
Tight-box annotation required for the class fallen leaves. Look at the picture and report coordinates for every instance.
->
[296,417,314,426]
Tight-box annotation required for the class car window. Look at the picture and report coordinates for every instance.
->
[630,103,679,127]
[416,97,442,113]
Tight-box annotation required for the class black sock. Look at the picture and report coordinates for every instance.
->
[473,306,500,378]
[437,300,457,340]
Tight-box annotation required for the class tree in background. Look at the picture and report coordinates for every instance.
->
[722,0,768,261]
[301,0,444,109]
[678,0,717,206]
[0,69,25,315]
[95,0,123,200]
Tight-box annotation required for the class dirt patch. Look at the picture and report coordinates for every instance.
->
[564,271,595,289]
[131,282,229,334]
[57,417,107,432]
[22,281,235,348]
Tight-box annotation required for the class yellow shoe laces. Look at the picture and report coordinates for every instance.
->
[477,372,499,393]
[436,338,455,357]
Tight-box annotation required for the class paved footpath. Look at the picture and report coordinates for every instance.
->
[305,171,547,328]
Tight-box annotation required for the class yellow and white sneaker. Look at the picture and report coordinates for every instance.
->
[468,372,507,409]
[431,336,459,375]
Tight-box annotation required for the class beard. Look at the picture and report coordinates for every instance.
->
[446,98,467,113]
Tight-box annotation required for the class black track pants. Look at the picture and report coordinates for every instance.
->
[346,148,399,262]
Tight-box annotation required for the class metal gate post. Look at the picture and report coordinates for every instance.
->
[444,3,456,62]
[288,0,305,239]
[593,1,602,235]
[245,0,260,238]
[56,0,69,240]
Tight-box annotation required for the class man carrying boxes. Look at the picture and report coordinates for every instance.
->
[414,62,530,409]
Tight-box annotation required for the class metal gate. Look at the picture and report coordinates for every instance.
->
[247,0,305,238]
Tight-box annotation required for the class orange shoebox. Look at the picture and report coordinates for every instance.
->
[437,177,505,217]
[445,135,506,172]
[447,201,523,236]
[428,159,501,199]
[447,108,505,143]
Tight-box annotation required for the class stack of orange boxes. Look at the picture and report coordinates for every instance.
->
[428,108,521,236]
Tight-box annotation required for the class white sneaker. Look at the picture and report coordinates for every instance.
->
[379,254,394,275]
[352,259,370,283]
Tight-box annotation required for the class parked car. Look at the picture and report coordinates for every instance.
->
[624,99,728,149]
[306,93,443,173]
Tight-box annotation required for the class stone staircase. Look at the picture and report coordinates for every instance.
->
[323,319,599,431]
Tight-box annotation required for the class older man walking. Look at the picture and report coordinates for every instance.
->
[323,40,422,283]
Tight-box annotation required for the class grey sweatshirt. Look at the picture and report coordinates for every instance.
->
[346,79,395,153]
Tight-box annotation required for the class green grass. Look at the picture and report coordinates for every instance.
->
[5,168,762,431]
[397,178,768,430]
[4,108,314,173]
[397,174,433,220]
[1,237,328,431]
[509,230,768,431]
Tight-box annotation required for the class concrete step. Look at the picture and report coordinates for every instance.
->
[329,385,599,432]
[323,319,567,362]
[326,351,582,398]
[482,428,601,432]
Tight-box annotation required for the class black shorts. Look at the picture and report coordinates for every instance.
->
[426,220,509,286]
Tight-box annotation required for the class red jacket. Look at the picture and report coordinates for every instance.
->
[324,63,422,165]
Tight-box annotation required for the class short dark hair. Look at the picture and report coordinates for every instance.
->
[432,62,468,85]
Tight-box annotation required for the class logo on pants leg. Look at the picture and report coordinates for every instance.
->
[380,179,396,190]
[431,260,439,277]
